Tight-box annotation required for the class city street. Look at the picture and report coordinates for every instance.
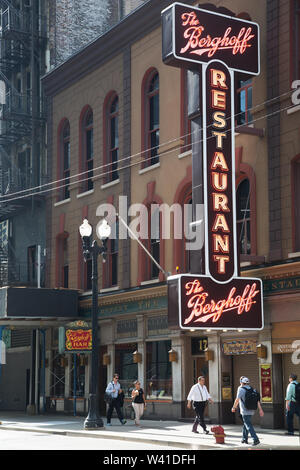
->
[0,429,183,451]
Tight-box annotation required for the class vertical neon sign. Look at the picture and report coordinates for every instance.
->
[163,3,263,330]
[203,61,236,283]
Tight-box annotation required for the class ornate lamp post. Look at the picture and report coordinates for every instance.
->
[79,218,111,429]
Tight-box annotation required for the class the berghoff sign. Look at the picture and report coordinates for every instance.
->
[164,3,263,331]
[162,2,260,75]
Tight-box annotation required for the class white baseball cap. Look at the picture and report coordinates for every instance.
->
[240,377,250,384]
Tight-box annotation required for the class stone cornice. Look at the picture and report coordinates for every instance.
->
[80,283,167,308]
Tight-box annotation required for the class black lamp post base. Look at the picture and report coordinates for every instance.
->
[84,394,104,429]
[84,416,104,429]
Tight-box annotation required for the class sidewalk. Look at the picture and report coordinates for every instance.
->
[0,412,299,450]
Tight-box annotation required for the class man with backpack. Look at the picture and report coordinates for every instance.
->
[231,376,264,446]
[285,373,300,436]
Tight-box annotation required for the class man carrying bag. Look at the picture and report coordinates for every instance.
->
[105,373,126,426]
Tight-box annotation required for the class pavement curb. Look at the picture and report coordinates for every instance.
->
[0,425,223,450]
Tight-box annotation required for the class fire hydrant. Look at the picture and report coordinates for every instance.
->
[211,425,226,444]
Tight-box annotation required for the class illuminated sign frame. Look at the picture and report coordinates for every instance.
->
[163,3,263,331]
[170,273,264,331]
[65,328,92,353]
[162,2,260,76]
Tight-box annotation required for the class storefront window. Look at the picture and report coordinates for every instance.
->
[115,343,138,397]
[146,340,172,400]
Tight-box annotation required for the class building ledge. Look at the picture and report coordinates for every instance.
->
[235,125,264,137]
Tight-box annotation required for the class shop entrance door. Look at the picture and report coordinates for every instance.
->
[185,357,209,419]
[282,353,300,431]
[232,354,260,425]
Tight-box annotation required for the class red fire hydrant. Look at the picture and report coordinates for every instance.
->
[211,425,226,444]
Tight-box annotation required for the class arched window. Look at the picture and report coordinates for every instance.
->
[143,70,159,167]
[236,178,251,255]
[105,94,119,183]
[60,120,70,200]
[82,108,93,192]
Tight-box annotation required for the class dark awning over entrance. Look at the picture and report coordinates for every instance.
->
[0,287,78,319]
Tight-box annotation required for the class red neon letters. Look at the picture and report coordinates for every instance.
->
[184,279,260,325]
[206,63,235,282]
[180,11,255,58]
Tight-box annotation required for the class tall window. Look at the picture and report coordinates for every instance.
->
[115,343,138,396]
[237,178,251,255]
[146,205,160,280]
[62,238,69,288]
[108,95,119,182]
[236,79,253,126]
[145,71,159,167]
[146,340,172,400]
[183,194,193,272]
[61,121,70,200]
[104,221,118,288]
[82,109,93,191]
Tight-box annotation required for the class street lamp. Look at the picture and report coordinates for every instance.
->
[79,218,111,429]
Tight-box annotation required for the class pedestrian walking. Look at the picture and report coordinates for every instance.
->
[231,376,264,446]
[285,373,300,436]
[187,376,213,434]
[105,373,127,426]
[131,380,146,426]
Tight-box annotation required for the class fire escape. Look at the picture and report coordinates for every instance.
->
[0,0,47,286]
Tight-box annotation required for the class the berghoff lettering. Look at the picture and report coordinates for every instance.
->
[180,11,254,57]
[184,280,260,324]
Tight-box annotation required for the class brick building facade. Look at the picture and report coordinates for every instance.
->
[38,0,300,427]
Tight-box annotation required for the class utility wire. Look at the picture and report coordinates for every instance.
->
[0,90,296,204]
[0,85,293,201]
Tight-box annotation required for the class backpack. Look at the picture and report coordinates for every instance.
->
[293,382,300,405]
[242,386,260,410]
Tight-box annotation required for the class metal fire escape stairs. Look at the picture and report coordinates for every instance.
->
[0,0,47,286]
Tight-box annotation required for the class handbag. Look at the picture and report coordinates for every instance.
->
[104,392,113,405]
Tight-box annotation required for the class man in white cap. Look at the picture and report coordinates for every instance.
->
[231,376,264,446]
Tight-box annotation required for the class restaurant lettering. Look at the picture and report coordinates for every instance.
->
[204,63,235,282]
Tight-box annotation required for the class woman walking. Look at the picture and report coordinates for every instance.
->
[131,380,146,426]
